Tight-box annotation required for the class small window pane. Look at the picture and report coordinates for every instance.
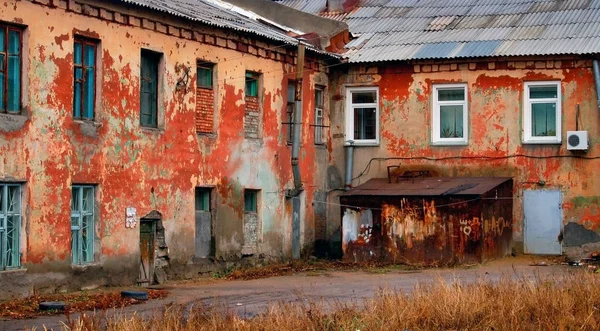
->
[0,70,3,110]
[197,66,213,89]
[195,189,210,211]
[244,191,257,212]
[352,91,376,104]
[74,42,82,65]
[0,28,5,52]
[315,89,323,107]
[71,187,80,212]
[353,107,376,140]
[7,186,19,213]
[530,85,557,99]
[440,105,464,138]
[82,187,94,213]
[84,68,94,119]
[8,30,19,55]
[7,55,20,112]
[438,88,465,101]
[531,102,557,136]
[84,44,95,66]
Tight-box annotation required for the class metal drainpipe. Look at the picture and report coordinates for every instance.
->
[594,60,600,110]
[344,141,354,190]
[289,44,305,197]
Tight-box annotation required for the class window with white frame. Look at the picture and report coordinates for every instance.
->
[71,185,95,264]
[432,84,468,145]
[0,183,21,270]
[523,81,561,144]
[345,87,379,145]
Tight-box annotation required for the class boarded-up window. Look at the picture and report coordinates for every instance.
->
[242,189,259,255]
[196,61,215,133]
[71,185,95,264]
[0,183,21,270]
[140,50,160,128]
[73,38,97,120]
[244,72,261,139]
[0,24,22,114]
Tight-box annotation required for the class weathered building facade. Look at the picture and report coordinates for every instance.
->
[275,0,600,261]
[0,0,336,299]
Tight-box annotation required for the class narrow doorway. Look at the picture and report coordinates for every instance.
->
[195,188,214,258]
[523,190,562,255]
[138,220,156,286]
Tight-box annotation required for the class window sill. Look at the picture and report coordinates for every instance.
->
[0,268,27,274]
[71,262,101,271]
[522,140,562,145]
[141,126,164,134]
[197,132,217,139]
[315,143,327,149]
[431,141,469,147]
[344,141,379,147]
[0,112,28,132]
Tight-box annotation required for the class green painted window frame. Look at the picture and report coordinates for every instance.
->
[140,50,160,128]
[0,183,21,270]
[0,24,22,114]
[197,61,214,89]
[244,189,258,213]
[71,185,95,264]
[245,71,259,97]
[195,188,211,212]
[73,37,97,120]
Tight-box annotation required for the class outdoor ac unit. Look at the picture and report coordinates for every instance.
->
[567,131,588,151]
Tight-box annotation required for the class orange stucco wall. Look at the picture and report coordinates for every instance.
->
[0,0,330,294]
[328,59,600,253]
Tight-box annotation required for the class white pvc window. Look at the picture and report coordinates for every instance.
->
[432,84,468,145]
[523,81,561,144]
[345,87,379,146]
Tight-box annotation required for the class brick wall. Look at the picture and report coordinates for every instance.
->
[196,88,214,133]
[244,96,260,139]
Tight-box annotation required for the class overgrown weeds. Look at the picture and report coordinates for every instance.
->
[0,289,167,319]
[64,271,600,330]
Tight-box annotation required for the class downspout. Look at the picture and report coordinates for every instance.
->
[289,43,305,197]
[344,141,354,190]
[594,60,600,111]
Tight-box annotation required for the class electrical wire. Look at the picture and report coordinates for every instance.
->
[352,155,600,181]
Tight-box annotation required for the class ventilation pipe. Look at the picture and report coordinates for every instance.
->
[288,43,305,197]
[344,141,354,190]
[594,60,600,111]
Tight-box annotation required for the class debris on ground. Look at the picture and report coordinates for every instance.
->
[0,289,167,320]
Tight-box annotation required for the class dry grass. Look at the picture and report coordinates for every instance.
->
[63,271,600,331]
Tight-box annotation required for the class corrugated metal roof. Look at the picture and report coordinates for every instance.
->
[342,177,513,196]
[278,0,600,62]
[119,0,324,50]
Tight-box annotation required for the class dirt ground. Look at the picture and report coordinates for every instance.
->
[0,256,578,330]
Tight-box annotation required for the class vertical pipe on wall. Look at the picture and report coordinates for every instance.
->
[290,43,305,196]
[344,141,354,190]
[593,60,600,110]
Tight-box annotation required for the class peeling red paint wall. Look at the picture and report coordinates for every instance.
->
[0,0,330,295]
[329,58,600,253]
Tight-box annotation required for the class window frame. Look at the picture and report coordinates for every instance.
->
[195,188,211,212]
[244,189,259,213]
[140,49,161,128]
[523,81,562,144]
[196,61,214,90]
[0,183,21,270]
[245,71,259,97]
[73,37,98,120]
[0,24,23,114]
[431,83,469,146]
[314,86,325,145]
[345,86,380,146]
[71,185,95,265]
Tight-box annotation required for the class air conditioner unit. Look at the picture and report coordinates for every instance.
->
[567,131,588,151]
